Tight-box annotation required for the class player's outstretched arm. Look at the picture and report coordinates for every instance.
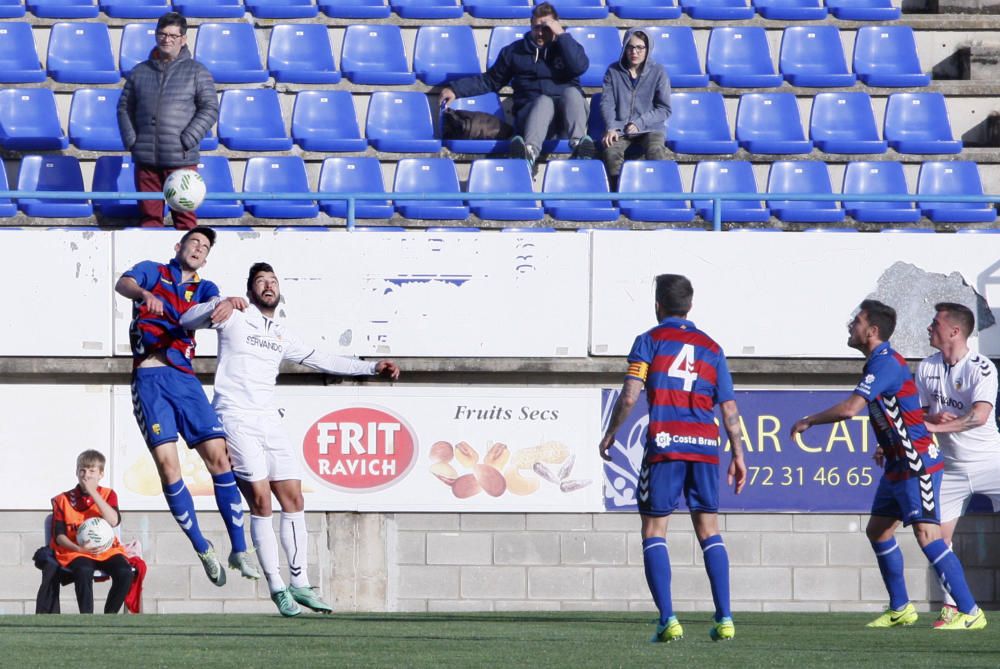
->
[599,378,643,461]
[115,275,165,316]
[179,296,222,330]
[720,400,747,494]
[375,360,401,380]
[925,401,994,434]
[790,394,867,437]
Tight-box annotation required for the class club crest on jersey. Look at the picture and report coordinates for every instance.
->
[955,380,963,390]
[152,423,161,435]
[184,289,194,302]
[928,443,939,459]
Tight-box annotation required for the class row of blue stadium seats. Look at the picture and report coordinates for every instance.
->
[1,22,929,89]
[0,0,901,22]
[2,87,961,156]
[1,155,994,224]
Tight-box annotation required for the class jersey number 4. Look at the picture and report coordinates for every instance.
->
[667,344,698,391]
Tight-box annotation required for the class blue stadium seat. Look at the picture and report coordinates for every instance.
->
[464,0,531,18]
[119,23,156,76]
[414,26,481,86]
[292,91,365,152]
[391,0,463,18]
[468,158,543,221]
[443,93,511,154]
[193,156,243,218]
[320,0,391,17]
[218,89,293,151]
[172,0,244,17]
[17,155,93,218]
[69,89,124,151]
[366,91,441,153]
[779,26,856,88]
[853,26,930,88]
[618,161,695,222]
[0,89,68,150]
[246,0,317,17]
[540,0,607,19]
[501,227,555,232]
[243,156,318,219]
[766,161,844,223]
[0,22,44,83]
[201,128,219,151]
[318,157,394,219]
[692,161,769,222]
[736,93,813,155]
[566,26,622,88]
[666,92,737,155]
[917,161,996,223]
[841,161,919,223]
[0,158,17,216]
[27,0,97,17]
[194,23,268,84]
[47,22,119,83]
[809,92,886,154]
[681,0,754,20]
[100,0,169,18]
[825,0,899,20]
[542,161,618,222]
[707,27,783,88]
[884,93,962,155]
[426,226,480,232]
[753,0,825,19]
[268,24,340,84]
[92,155,139,218]
[643,26,708,88]
[340,25,415,85]
[487,26,522,69]
[0,0,25,17]
[394,158,470,220]
[609,0,680,19]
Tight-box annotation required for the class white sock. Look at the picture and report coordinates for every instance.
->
[250,514,285,594]
[280,510,309,588]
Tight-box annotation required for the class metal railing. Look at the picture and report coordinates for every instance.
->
[2,190,997,232]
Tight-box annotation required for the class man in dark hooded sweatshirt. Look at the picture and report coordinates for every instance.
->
[600,29,671,191]
[118,12,218,229]
[440,2,595,172]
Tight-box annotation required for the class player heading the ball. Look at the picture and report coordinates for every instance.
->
[600,274,747,643]
[791,299,986,631]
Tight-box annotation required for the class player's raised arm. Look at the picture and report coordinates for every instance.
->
[790,394,867,437]
[115,274,165,316]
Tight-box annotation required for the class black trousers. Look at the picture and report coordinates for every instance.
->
[66,554,134,614]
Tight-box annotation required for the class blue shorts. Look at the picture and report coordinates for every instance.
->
[870,470,942,527]
[131,366,225,449]
[637,458,719,517]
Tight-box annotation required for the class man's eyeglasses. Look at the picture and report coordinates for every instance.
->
[156,31,184,41]
[625,45,647,52]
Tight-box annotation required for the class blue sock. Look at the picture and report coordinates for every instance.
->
[922,539,976,614]
[212,471,247,553]
[642,537,673,624]
[700,535,731,621]
[872,538,908,610]
[163,479,209,553]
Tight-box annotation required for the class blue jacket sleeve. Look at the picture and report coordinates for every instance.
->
[555,33,589,78]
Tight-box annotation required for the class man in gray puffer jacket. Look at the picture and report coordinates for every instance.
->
[118,12,218,229]
[600,29,671,191]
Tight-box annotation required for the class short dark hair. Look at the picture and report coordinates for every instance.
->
[532,2,558,20]
[859,299,896,341]
[180,225,216,247]
[935,302,975,337]
[156,12,187,35]
[247,262,275,293]
[655,274,693,317]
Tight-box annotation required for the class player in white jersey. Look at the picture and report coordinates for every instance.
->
[916,302,1000,627]
[181,262,400,616]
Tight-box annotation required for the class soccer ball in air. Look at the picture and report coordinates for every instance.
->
[163,169,207,212]
[76,517,115,553]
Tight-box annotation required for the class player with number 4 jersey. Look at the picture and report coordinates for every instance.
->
[600,274,746,644]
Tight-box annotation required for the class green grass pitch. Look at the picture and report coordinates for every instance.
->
[4,611,999,668]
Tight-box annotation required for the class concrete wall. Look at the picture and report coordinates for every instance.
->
[4,509,997,615]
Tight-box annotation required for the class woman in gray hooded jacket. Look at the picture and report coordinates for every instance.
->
[600,29,671,190]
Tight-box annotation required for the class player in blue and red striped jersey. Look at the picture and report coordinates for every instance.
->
[115,226,260,587]
[791,299,986,630]
[600,274,747,644]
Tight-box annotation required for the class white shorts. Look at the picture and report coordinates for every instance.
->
[939,459,1000,523]
[220,411,301,483]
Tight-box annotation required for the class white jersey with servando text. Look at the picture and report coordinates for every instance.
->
[916,349,1000,465]
[181,298,376,414]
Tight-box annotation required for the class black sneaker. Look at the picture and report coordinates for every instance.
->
[509,135,527,160]
[572,135,597,160]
